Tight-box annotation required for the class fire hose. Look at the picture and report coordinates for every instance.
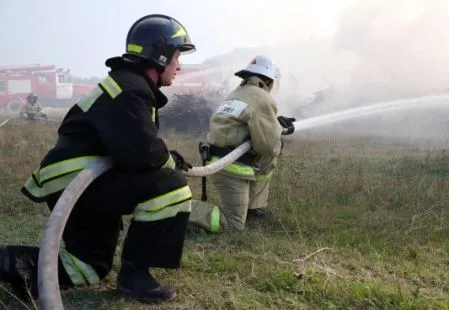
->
[0,116,58,127]
[0,116,19,127]
[37,140,252,310]
[34,92,449,309]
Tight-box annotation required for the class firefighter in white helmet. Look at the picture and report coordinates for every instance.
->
[20,93,47,120]
[189,55,296,233]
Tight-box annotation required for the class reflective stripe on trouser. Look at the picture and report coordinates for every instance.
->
[133,185,193,222]
[22,156,101,201]
[189,174,252,232]
[59,248,101,286]
[189,200,222,233]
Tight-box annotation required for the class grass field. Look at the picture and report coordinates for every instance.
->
[1,120,449,309]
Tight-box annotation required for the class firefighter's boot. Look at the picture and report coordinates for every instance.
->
[0,247,11,283]
[0,246,39,300]
[117,260,176,303]
[247,208,273,219]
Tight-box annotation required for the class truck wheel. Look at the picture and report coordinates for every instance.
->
[7,99,23,116]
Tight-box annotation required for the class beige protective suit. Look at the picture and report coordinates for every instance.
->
[189,76,283,232]
[20,99,46,120]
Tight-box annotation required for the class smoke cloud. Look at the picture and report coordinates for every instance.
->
[201,0,449,144]
[333,0,449,99]
[3,0,449,143]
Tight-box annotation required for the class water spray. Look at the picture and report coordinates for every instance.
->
[291,93,449,132]
[38,93,449,309]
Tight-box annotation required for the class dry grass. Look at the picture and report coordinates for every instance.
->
[1,120,449,309]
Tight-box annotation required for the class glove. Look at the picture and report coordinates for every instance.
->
[169,150,192,171]
[277,116,296,135]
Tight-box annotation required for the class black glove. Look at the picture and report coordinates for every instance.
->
[277,116,296,135]
[169,150,192,171]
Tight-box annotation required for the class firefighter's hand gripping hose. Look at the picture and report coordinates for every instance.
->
[37,140,252,310]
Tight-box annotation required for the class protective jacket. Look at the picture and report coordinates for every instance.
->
[22,58,176,202]
[20,100,45,119]
[206,76,283,180]
[23,100,43,114]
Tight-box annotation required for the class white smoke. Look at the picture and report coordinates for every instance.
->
[197,0,449,144]
[332,0,449,101]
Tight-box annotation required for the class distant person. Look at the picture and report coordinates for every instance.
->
[20,92,47,120]
[0,14,196,304]
[188,55,296,233]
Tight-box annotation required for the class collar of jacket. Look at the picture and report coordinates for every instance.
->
[105,56,168,109]
[243,76,272,92]
[145,74,168,109]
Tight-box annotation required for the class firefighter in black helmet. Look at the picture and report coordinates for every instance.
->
[0,14,196,304]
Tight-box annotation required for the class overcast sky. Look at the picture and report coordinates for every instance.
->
[0,0,356,77]
[2,0,448,101]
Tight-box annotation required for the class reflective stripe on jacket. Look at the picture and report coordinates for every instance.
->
[206,76,282,180]
[22,71,176,202]
[22,156,101,202]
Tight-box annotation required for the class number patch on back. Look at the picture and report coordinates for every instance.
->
[215,99,248,117]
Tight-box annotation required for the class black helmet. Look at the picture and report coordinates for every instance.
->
[123,14,196,70]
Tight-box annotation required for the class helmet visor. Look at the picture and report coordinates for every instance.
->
[179,43,196,54]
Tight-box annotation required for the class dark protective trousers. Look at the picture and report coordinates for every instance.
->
[6,167,191,297]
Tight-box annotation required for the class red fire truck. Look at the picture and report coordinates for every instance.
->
[0,64,93,115]
[162,63,233,98]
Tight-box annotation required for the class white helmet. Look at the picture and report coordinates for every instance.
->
[235,55,280,91]
[235,55,280,80]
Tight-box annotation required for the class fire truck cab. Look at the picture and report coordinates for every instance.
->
[0,64,88,116]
